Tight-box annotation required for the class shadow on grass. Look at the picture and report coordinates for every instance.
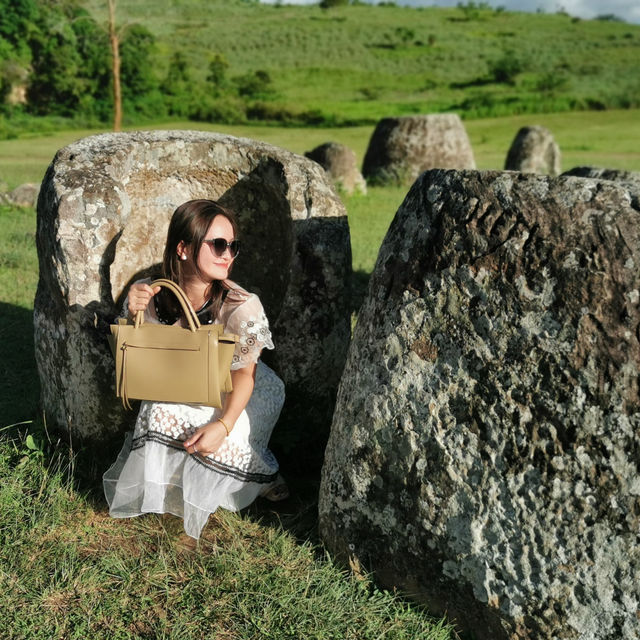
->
[351,268,371,315]
[0,302,40,428]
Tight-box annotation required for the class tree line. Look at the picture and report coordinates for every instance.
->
[0,0,272,128]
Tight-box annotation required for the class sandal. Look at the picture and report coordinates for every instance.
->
[260,474,290,502]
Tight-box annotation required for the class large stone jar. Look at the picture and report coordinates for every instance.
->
[35,130,351,456]
[319,169,640,639]
[362,114,475,186]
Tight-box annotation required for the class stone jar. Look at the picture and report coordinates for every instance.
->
[305,142,367,195]
[34,130,351,458]
[504,125,561,176]
[362,113,475,186]
[320,169,640,640]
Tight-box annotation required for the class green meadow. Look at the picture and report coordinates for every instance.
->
[80,0,640,124]
[1,107,638,272]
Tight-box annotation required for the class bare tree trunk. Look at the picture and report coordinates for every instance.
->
[108,0,121,132]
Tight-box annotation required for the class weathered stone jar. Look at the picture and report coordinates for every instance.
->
[319,169,640,640]
[305,142,367,195]
[362,113,475,186]
[504,125,561,176]
[34,130,351,453]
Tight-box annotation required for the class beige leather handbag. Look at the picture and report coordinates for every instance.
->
[109,279,238,410]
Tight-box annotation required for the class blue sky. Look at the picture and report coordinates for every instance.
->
[259,1,640,24]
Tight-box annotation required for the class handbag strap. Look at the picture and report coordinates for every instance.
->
[134,278,201,333]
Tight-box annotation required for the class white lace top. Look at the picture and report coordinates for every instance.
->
[218,286,275,370]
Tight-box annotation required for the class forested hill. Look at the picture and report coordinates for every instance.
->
[2,0,640,132]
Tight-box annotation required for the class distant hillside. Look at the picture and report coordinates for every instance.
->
[80,0,640,125]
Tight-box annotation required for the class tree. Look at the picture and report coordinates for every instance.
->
[0,0,38,51]
[27,23,86,116]
[319,0,349,7]
[207,53,229,95]
[161,51,195,117]
[108,0,121,130]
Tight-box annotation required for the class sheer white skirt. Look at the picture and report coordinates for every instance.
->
[103,360,284,539]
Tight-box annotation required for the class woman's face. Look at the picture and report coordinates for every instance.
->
[193,214,237,283]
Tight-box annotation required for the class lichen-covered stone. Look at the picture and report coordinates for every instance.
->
[305,142,367,195]
[319,169,640,640]
[505,126,561,176]
[35,130,351,449]
[563,166,640,208]
[362,114,475,186]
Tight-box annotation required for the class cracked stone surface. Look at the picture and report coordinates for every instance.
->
[362,114,475,186]
[35,130,351,447]
[319,169,640,640]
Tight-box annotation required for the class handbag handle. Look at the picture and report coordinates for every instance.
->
[134,278,201,332]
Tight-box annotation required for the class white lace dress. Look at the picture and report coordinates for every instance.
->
[103,282,284,539]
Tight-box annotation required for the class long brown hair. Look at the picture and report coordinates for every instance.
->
[159,199,240,321]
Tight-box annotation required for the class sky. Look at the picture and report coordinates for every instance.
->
[259,0,640,24]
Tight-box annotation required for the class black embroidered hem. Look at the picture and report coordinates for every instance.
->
[131,430,277,484]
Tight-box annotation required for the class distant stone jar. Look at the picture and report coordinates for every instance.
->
[362,113,475,186]
[504,125,561,175]
[305,142,367,195]
[1,182,40,207]
[34,130,351,454]
[319,169,640,640]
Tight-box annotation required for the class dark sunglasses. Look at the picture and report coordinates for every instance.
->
[203,238,240,258]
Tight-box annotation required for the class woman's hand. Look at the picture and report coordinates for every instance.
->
[184,420,229,457]
[127,283,161,317]
[183,364,257,457]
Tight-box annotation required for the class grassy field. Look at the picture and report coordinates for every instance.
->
[77,0,640,124]
[1,107,638,267]
[1,109,639,639]
[0,441,454,639]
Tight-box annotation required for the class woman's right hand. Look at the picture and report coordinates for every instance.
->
[127,283,161,317]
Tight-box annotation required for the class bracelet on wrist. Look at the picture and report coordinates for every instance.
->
[218,418,231,436]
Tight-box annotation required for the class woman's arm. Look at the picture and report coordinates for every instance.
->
[183,362,257,456]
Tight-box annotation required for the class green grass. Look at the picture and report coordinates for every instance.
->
[0,446,453,639]
[76,0,640,125]
[1,109,637,189]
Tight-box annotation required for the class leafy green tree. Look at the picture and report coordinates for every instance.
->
[162,51,198,117]
[489,50,524,85]
[119,23,165,119]
[26,24,85,116]
[233,69,272,98]
[207,53,229,94]
[120,25,157,96]
[320,0,349,7]
[0,0,38,51]
[72,9,111,119]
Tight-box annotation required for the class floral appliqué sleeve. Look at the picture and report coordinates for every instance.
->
[223,294,275,370]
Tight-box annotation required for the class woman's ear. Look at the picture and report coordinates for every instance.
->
[177,240,188,261]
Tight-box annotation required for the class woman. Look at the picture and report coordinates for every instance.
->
[103,199,288,539]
